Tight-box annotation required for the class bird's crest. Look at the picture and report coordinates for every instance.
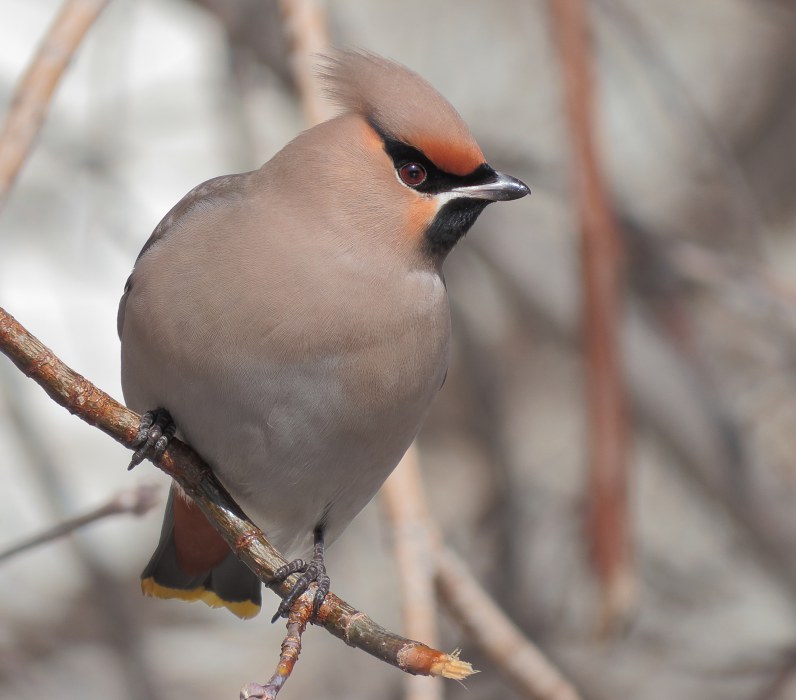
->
[318,50,485,176]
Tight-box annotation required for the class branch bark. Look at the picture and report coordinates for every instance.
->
[240,592,314,700]
[0,305,473,681]
[549,0,634,629]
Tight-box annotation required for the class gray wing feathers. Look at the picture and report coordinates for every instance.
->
[117,173,251,339]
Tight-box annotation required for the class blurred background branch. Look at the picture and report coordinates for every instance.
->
[0,0,109,203]
[548,0,633,630]
[383,450,444,700]
[0,483,159,563]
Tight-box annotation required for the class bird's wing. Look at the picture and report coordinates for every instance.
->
[117,173,250,339]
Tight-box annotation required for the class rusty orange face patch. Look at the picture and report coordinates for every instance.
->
[405,196,440,242]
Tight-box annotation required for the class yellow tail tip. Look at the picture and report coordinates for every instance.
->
[141,577,260,619]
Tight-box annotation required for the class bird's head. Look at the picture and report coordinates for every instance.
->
[271,50,530,267]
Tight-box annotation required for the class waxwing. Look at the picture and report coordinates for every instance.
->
[119,50,529,620]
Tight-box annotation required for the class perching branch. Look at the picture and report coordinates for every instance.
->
[549,0,634,630]
[0,305,473,682]
[0,0,110,203]
[0,483,160,563]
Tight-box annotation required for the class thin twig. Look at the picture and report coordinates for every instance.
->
[0,0,110,203]
[549,0,634,631]
[240,592,314,700]
[382,446,443,700]
[0,305,474,681]
[0,483,159,563]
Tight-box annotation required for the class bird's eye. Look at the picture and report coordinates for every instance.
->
[398,162,427,187]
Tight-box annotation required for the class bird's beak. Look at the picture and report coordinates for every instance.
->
[450,169,530,202]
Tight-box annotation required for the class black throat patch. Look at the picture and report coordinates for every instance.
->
[424,198,490,259]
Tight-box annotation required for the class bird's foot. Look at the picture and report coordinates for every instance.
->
[127,408,176,470]
[270,529,330,622]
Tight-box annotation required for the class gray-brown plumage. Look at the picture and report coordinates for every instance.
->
[119,50,529,618]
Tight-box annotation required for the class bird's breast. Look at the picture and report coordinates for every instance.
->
[122,237,450,555]
[275,266,450,436]
[210,266,450,554]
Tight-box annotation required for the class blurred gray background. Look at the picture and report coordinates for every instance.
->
[2,1,796,698]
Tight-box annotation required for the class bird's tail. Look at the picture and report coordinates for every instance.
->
[141,487,262,619]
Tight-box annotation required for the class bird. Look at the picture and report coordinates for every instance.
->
[119,49,529,621]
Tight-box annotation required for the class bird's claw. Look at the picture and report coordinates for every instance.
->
[128,408,176,470]
[270,554,330,623]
